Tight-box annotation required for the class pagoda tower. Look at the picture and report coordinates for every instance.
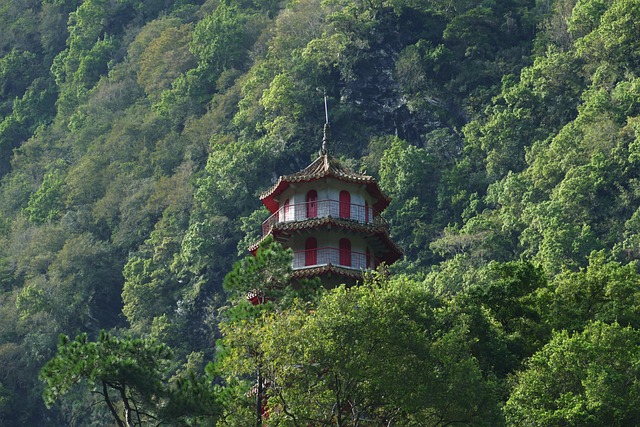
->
[249,124,402,285]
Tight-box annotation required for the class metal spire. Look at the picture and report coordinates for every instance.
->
[321,94,330,155]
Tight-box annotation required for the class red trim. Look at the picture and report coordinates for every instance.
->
[259,155,391,213]
[262,182,290,213]
[263,180,389,213]
[339,238,351,267]
[291,264,365,280]
[251,216,403,264]
[339,191,350,219]
[305,237,317,266]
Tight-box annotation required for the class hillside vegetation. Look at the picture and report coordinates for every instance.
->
[2,0,640,425]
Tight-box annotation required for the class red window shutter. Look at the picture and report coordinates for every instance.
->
[305,237,317,266]
[365,200,369,223]
[339,238,351,266]
[306,190,317,218]
[339,191,350,219]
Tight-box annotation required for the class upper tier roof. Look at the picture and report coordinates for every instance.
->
[260,154,391,213]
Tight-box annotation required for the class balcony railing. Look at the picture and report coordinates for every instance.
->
[292,247,377,271]
[262,199,387,236]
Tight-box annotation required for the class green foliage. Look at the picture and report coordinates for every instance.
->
[122,193,201,344]
[2,0,640,425]
[73,36,118,88]
[0,49,38,108]
[469,260,549,363]
[122,256,175,331]
[505,321,640,426]
[223,238,292,298]
[380,137,443,268]
[25,160,67,224]
[40,331,171,408]
[40,330,220,426]
[217,273,503,426]
[0,77,57,176]
[195,136,284,218]
[543,250,640,332]
[191,2,248,80]
[575,0,640,76]
[136,22,196,101]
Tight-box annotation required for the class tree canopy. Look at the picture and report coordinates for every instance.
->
[0,0,637,424]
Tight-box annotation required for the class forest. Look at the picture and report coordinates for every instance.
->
[1,0,640,425]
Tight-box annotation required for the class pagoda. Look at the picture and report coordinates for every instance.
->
[249,123,402,285]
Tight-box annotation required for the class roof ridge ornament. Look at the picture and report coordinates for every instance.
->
[321,94,330,156]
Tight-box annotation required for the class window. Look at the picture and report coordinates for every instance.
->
[306,190,317,218]
[365,200,369,223]
[305,237,317,266]
[339,238,351,266]
[283,199,290,221]
[339,190,350,219]
[366,247,371,269]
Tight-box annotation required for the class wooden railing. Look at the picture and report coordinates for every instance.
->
[262,199,388,236]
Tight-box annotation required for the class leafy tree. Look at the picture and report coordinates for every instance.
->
[574,0,640,73]
[542,250,640,332]
[0,77,57,176]
[40,330,220,426]
[191,2,249,81]
[468,260,549,363]
[505,321,640,426]
[136,23,196,101]
[379,137,443,269]
[122,256,179,333]
[0,49,38,109]
[24,159,67,224]
[218,272,502,426]
[223,237,293,302]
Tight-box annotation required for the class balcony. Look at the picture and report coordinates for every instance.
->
[292,247,377,271]
[262,199,388,236]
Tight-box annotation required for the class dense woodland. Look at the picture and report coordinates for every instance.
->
[1,0,640,425]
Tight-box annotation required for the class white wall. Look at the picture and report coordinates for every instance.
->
[275,178,375,224]
[290,233,372,270]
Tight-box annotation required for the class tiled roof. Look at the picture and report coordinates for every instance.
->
[249,217,403,263]
[260,155,373,197]
[260,154,391,212]
[276,216,389,233]
[291,264,364,280]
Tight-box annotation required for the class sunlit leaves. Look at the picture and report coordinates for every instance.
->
[544,251,640,332]
[191,2,249,81]
[218,273,502,426]
[380,137,441,267]
[137,23,196,101]
[25,160,67,224]
[505,322,640,427]
[574,0,640,74]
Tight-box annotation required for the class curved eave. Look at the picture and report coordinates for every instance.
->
[276,216,389,234]
[262,180,290,213]
[259,155,391,213]
[292,264,364,280]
